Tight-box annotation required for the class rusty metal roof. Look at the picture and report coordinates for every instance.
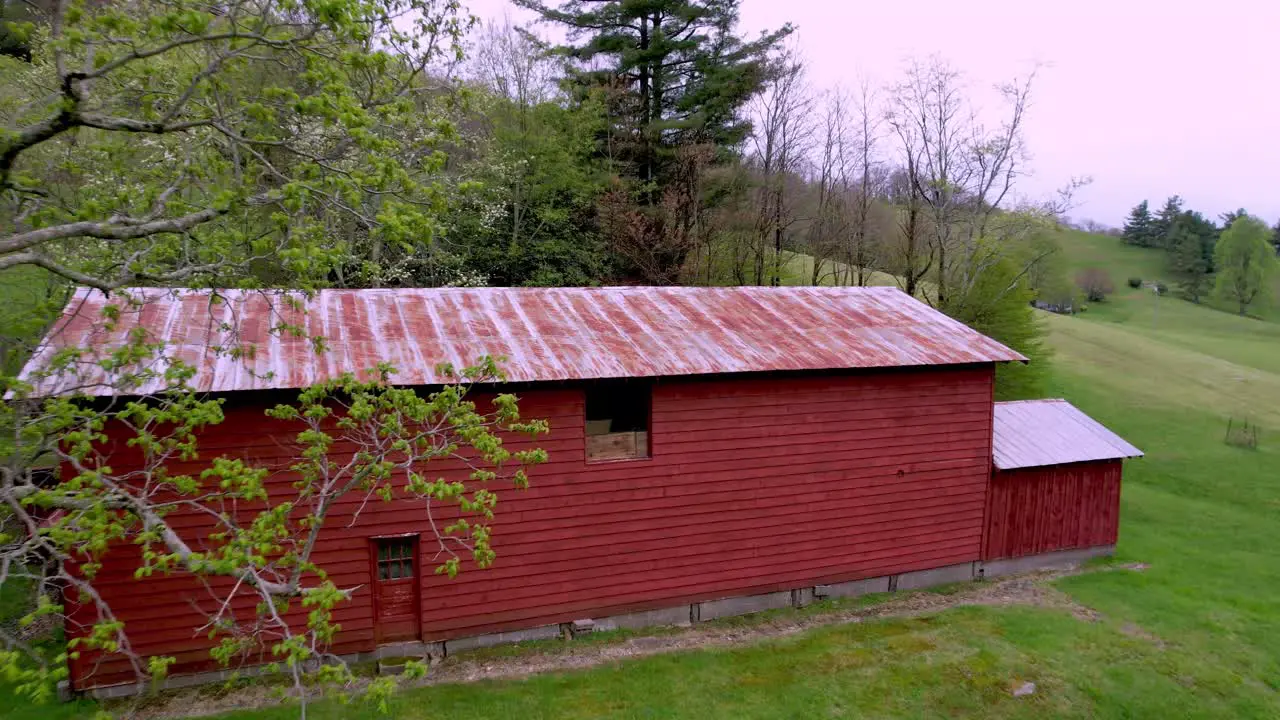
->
[993,399,1143,470]
[22,286,1025,396]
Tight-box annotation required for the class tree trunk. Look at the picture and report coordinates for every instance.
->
[637,14,652,200]
[936,242,946,305]
[904,203,920,298]
[772,183,783,287]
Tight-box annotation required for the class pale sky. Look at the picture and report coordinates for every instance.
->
[464,0,1280,226]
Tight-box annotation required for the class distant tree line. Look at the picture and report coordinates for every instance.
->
[1121,197,1278,314]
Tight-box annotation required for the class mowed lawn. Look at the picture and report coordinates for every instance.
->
[6,238,1280,719]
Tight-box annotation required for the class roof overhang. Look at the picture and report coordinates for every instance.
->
[993,399,1143,471]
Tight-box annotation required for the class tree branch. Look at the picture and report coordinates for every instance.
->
[1,207,223,255]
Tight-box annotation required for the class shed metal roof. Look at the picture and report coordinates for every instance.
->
[21,286,1024,397]
[993,399,1143,470]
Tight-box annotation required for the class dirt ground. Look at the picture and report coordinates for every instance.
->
[124,563,1146,719]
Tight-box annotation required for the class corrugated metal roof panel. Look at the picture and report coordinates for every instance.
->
[21,286,1025,396]
[993,399,1143,470]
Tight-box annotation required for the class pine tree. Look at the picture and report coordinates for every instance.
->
[1177,209,1220,273]
[1220,208,1250,229]
[1151,195,1184,247]
[517,0,790,189]
[1122,200,1155,247]
[515,0,789,282]
[1168,221,1210,303]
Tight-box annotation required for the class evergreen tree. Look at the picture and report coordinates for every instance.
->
[1122,200,1155,247]
[1220,208,1250,229]
[1271,220,1280,255]
[518,0,789,188]
[1177,209,1220,273]
[1214,215,1277,315]
[515,0,791,281]
[1151,195,1184,247]
[1168,221,1211,303]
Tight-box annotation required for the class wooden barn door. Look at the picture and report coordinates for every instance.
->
[370,536,420,644]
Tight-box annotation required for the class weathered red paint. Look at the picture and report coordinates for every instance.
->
[982,460,1122,561]
[65,365,997,690]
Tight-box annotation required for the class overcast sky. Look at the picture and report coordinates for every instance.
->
[463,0,1279,226]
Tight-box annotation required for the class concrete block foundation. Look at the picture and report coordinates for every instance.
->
[895,562,977,591]
[78,548,1109,699]
[977,545,1115,580]
[594,605,693,632]
[815,576,891,599]
[373,640,444,661]
[444,624,563,653]
[697,591,793,622]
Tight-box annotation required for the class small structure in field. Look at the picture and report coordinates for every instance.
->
[985,399,1143,563]
[1033,299,1074,315]
[1224,417,1260,449]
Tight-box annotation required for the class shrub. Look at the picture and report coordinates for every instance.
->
[1127,276,1142,288]
[1074,267,1115,302]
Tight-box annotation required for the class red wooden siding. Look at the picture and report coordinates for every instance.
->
[66,365,994,690]
[982,460,1122,561]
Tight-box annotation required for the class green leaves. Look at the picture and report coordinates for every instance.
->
[1214,214,1277,315]
[147,655,176,683]
[279,358,549,589]
[3,0,475,292]
[941,237,1051,401]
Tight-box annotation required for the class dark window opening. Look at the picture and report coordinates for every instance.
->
[585,381,651,462]
[375,538,415,581]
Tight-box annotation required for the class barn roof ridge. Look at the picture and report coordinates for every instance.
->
[22,285,1027,397]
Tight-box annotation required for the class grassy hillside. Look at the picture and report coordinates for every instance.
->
[1055,228,1171,290]
[1057,227,1280,321]
[778,252,904,289]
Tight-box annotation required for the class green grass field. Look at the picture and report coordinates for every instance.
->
[1057,226,1280,321]
[5,233,1280,719]
[778,252,905,289]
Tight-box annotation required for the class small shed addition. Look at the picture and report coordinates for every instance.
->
[983,399,1144,561]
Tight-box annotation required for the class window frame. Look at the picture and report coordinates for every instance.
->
[583,380,653,464]
[372,535,417,582]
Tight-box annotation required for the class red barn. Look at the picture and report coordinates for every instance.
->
[21,286,1141,696]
